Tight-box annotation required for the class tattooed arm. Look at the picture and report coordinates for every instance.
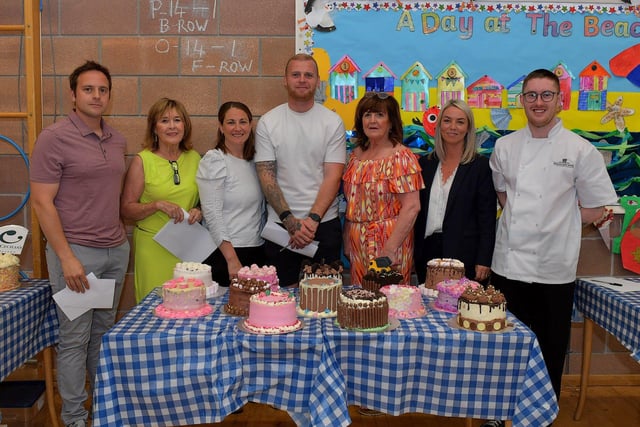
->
[256,160,313,248]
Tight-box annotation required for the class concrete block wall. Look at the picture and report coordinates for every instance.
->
[1,0,638,379]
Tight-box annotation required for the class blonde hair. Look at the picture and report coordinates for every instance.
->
[433,99,477,165]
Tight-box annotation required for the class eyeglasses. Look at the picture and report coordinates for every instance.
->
[364,91,391,99]
[169,160,180,185]
[521,91,558,103]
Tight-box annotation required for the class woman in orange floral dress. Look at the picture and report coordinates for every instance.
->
[343,93,424,285]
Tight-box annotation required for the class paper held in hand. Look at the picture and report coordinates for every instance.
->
[153,209,217,262]
[261,221,318,258]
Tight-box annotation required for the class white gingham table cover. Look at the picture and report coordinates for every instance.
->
[575,279,640,362]
[93,289,558,427]
[0,279,59,380]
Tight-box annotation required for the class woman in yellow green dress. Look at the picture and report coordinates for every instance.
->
[121,98,202,302]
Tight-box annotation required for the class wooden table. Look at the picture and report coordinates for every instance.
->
[0,279,59,427]
[573,278,640,420]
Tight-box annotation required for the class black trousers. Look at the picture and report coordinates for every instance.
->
[491,272,575,401]
[203,244,265,287]
[264,217,343,287]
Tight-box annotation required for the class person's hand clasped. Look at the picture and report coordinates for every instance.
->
[284,215,315,249]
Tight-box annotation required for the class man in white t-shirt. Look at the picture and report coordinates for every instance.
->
[255,53,346,287]
[484,68,617,427]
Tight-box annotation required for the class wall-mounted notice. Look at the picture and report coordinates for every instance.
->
[295,1,640,195]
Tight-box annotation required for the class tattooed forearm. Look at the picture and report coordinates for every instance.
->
[256,161,290,215]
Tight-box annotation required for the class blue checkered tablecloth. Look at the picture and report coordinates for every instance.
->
[575,279,640,362]
[323,304,557,426]
[93,289,557,427]
[0,279,59,381]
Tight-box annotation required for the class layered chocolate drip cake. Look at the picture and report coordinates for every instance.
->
[457,284,508,332]
[297,261,343,318]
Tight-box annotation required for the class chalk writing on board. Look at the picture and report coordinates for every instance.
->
[148,0,217,34]
[154,37,256,75]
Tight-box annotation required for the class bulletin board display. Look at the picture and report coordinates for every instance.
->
[295,1,640,194]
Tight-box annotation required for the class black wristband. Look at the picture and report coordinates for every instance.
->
[279,210,292,222]
[309,212,321,223]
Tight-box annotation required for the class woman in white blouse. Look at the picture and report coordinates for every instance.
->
[197,101,265,286]
[413,99,496,284]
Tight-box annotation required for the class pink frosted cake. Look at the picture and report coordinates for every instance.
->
[379,284,426,319]
[434,278,481,313]
[155,277,213,318]
[243,290,302,334]
[238,264,279,287]
[173,262,218,298]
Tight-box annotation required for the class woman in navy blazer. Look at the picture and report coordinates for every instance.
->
[414,99,496,283]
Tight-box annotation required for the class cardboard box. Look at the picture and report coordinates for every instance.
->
[0,381,45,427]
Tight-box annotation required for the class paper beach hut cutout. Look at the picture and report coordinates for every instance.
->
[328,55,361,104]
[551,61,574,111]
[400,61,432,112]
[466,75,504,109]
[578,60,610,111]
[506,75,525,109]
[363,61,397,94]
[436,61,467,106]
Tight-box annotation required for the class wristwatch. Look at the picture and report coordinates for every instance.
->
[309,212,322,223]
[279,210,292,222]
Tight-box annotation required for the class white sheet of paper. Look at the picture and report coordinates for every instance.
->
[260,221,319,258]
[585,276,640,293]
[598,224,611,251]
[153,209,217,262]
[52,273,116,320]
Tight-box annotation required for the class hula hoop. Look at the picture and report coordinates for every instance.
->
[0,134,30,221]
